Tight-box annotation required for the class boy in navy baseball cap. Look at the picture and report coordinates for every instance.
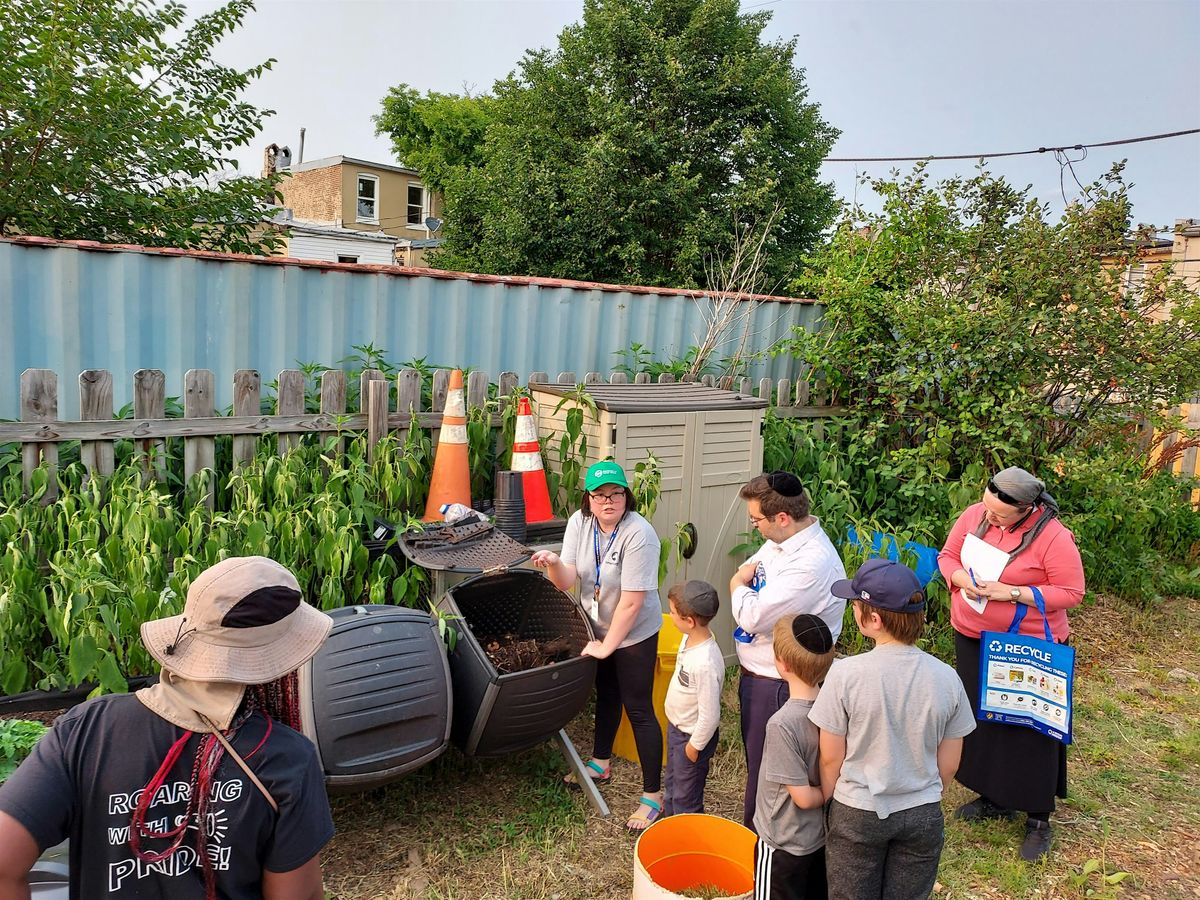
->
[809,559,977,899]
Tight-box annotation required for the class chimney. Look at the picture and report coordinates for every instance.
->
[263,142,281,178]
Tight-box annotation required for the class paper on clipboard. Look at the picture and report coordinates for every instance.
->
[959,533,1010,615]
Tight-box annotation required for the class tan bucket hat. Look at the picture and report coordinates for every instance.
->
[141,556,332,684]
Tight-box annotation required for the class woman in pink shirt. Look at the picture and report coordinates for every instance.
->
[938,466,1084,862]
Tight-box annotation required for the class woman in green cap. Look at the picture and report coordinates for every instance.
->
[532,460,664,832]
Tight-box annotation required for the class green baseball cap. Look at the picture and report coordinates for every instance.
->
[585,460,629,491]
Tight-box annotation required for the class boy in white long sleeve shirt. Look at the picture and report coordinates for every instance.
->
[662,580,725,816]
[731,471,846,829]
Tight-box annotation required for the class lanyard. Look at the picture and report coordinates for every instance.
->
[592,521,620,602]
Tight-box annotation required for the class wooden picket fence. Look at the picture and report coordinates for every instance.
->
[0,366,844,504]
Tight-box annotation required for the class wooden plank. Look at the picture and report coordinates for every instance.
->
[701,374,715,387]
[431,369,450,448]
[609,372,628,384]
[319,370,347,457]
[528,371,549,386]
[795,368,811,407]
[736,377,750,396]
[276,369,305,455]
[758,377,771,401]
[20,369,58,501]
[0,410,526,442]
[467,370,489,411]
[232,370,261,469]
[813,370,829,407]
[134,369,166,482]
[183,369,215,510]
[395,368,422,448]
[584,372,602,384]
[634,372,650,384]
[367,379,388,463]
[557,371,576,384]
[497,371,519,399]
[658,373,676,384]
[775,378,791,410]
[79,369,114,479]
[360,368,385,415]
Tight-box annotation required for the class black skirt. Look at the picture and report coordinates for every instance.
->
[954,630,1068,814]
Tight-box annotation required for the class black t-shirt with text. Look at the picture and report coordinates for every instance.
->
[0,693,333,899]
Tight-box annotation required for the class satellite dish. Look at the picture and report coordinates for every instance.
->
[423,216,443,234]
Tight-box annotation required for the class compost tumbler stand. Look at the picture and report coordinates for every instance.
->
[430,569,610,818]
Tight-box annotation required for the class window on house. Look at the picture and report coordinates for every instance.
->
[407,183,426,226]
[337,255,359,264]
[356,175,379,224]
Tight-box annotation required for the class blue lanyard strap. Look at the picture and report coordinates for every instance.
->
[1007,586,1052,642]
[593,522,620,594]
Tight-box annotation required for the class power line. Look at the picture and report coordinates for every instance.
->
[823,127,1200,163]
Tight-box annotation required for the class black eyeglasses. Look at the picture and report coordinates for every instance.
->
[766,471,804,498]
[987,479,1028,509]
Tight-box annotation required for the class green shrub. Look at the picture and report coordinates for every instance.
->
[0,720,48,783]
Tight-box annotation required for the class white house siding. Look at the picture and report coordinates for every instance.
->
[287,232,396,265]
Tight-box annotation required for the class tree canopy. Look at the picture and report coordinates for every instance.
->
[0,0,282,254]
[376,0,838,288]
[783,164,1200,484]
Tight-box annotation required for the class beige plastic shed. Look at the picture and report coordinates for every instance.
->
[531,382,768,661]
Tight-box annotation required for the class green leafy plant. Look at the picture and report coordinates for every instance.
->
[543,386,599,517]
[0,720,49,783]
[1069,857,1131,898]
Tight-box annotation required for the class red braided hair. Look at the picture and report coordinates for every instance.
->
[129,671,303,899]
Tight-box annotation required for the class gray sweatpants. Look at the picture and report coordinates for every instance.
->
[825,799,944,900]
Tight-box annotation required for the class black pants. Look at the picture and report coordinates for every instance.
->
[740,670,790,829]
[754,842,827,900]
[593,632,662,793]
[954,631,1066,816]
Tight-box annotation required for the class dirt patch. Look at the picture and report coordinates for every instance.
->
[479,634,575,673]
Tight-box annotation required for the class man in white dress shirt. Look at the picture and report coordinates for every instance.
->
[730,471,847,829]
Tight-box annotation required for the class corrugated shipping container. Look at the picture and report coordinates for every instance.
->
[0,237,822,419]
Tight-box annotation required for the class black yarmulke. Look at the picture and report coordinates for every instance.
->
[792,613,834,654]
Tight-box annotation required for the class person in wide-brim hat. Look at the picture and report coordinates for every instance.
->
[0,555,336,900]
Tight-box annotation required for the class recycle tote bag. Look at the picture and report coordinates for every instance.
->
[978,587,1075,744]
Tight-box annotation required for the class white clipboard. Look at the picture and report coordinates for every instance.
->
[959,533,1010,614]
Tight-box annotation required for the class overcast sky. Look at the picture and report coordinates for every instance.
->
[191,0,1200,232]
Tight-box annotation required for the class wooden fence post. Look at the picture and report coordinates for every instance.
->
[232,370,261,469]
[431,369,450,448]
[79,369,114,480]
[134,369,166,483]
[184,369,215,510]
[395,368,422,448]
[319,370,347,458]
[20,368,58,501]
[367,379,388,463]
[276,369,304,456]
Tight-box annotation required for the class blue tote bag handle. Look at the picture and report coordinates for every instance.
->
[1006,586,1052,642]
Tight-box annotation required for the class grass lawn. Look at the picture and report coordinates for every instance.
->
[322,595,1200,899]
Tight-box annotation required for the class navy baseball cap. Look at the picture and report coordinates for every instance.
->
[831,558,925,612]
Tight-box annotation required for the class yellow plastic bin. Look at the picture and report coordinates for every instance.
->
[632,813,756,899]
[613,614,684,765]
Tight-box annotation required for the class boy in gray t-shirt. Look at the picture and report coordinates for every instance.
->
[809,560,977,900]
[752,614,836,900]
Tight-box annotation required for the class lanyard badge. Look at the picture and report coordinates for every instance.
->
[591,523,619,622]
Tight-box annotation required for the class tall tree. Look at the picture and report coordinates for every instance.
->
[377,0,838,288]
[0,0,282,254]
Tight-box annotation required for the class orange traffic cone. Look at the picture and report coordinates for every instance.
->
[423,369,472,520]
[511,396,554,523]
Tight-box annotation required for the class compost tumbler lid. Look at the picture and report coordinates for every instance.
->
[397,521,531,573]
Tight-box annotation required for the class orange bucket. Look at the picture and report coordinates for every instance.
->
[632,814,756,899]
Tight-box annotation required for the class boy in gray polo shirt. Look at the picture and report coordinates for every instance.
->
[810,559,976,900]
[752,614,836,900]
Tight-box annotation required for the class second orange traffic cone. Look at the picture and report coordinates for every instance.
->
[424,369,472,520]
[511,396,554,523]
